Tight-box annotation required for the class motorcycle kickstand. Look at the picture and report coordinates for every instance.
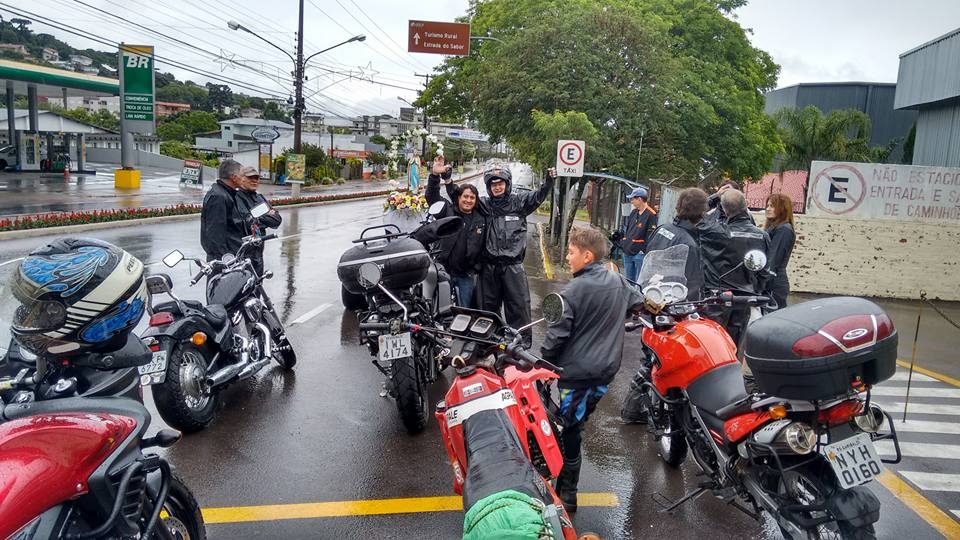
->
[653,484,709,513]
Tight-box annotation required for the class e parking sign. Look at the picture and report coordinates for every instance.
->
[556,140,585,177]
[120,44,155,134]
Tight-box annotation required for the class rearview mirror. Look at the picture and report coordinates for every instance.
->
[251,202,270,218]
[357,262,382,290]
[162,250,185,268]
[744,250,767,272]
[541,293,566,324]
[428,201,446,217]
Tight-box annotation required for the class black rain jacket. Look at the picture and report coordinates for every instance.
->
[699,210,770,294]
[200,180,246,261]
[646,218,705,300]
[425,172,485,276]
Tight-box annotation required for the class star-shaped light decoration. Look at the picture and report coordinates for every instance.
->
[355,61,380,83]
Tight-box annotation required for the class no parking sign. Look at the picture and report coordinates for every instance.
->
[556,140,585,177]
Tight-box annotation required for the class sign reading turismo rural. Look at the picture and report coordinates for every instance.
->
[119,44,155,133]
[808,161,960,224]
[408,20,470,56]
[179,159,203,188]
[556,140,585,177]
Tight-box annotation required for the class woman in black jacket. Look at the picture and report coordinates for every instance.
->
[764,193,796,309]
[424,157,486,307]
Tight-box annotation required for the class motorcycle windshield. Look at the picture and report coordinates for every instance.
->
[0,263,20,356]
[636,244,690,303]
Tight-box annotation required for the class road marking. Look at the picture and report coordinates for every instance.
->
[537,222,554,280]
[877,471,960,538]
[201,493,619,524]
[0,257,24,268]
[876,440,960,460]
[871,386,960,399]
[290,302,332,325]
[954,510,960,520]
[896,359,960,388]
[879,402,960,416]
[888,419,960,435]
[900,471,960,493]
[887,370,938,383]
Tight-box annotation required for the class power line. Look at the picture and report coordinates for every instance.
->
[346,0,432,72]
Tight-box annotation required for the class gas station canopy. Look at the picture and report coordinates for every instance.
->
[0,59,119,97]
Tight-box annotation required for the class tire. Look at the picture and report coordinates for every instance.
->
[658,408,688,468]
[341,286,366,311]
[392,355,428,434]
[273,337,297,370]
[157,471,207,540]
[0,159,7,170]
[152,344,219,433]
[778,462,877,540]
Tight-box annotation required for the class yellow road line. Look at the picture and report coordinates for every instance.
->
[896,359,960,388]
[538,222,555,280]
[202,493,618,524]
[877,471,960,539]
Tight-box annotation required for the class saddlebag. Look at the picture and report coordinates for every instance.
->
[744,297,897,401]
[338,234,430,294]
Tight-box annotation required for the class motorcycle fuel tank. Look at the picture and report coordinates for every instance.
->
[207,268,256,308]
[644,316,739,394]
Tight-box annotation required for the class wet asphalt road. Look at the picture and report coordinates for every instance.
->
[0,178,951,538]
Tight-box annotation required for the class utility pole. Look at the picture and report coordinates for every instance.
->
[293,0,305,153]
[414,73,432,157]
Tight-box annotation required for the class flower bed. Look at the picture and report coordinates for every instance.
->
[0,189,401,232]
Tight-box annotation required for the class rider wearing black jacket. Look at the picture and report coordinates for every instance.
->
[200,159,247,262]
[235,166,282,275]
[425,159,486,307]
[645,188,709,301]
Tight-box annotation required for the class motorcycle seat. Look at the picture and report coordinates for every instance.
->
[462,409,549,511]
[203,305,228,329]
[685,362,749,420]
[153,301,227,330]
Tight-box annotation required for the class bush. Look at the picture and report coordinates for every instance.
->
[321,177,334,185]
[336,177,346,185]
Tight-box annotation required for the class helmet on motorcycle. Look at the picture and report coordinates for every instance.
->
[483,166,512,197]
[7,237,147,356]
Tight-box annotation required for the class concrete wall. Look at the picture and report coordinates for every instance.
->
[789,213,960,301]
[86,148,217,180]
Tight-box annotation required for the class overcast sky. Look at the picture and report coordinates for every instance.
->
[8,0,960,118]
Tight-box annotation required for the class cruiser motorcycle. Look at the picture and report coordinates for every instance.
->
[337,205,461,434]
[629,245,901,540]
[142,203,296,432]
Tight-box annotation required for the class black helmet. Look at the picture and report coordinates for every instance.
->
[483,166,513,197]
[8,237,147,356]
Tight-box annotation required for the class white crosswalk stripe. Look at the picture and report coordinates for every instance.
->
[899,471,960,492]
[871,386,960,399]
[886,371,938,383]
[875,440,959,460]
[884,419,960,435]
[952,510,960,520]
[874,402,960,416]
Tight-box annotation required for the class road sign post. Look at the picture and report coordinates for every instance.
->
[117,44,155,189]
[556,140,585,177]
[408,20,471,56]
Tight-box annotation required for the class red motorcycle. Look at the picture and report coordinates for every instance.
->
[0,369,206,539]
[355,261,587,539]
[630,246,900,540]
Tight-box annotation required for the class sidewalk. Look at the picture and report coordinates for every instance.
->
[0,163,479,219]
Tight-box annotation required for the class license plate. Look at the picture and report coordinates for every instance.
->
[821,433,884,489]
[138,351,168,376]
[378,333,412,362]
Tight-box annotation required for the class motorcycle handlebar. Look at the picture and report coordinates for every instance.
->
[358,322,392,331]
[262,233,277,241]
[190,268,207,285]
[505,342,563,374]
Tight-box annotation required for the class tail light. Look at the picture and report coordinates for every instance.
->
[818,399,864,427]
[149,312,174,327]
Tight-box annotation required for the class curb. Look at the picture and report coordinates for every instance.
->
[0,172,485,241]
[537,222,555,280]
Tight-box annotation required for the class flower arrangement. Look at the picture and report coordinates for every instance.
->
[387,128,444,174]
[383,182,428,215]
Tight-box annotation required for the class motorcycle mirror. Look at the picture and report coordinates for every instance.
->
[427,201,446,217]
[357,262,382,290]
[251,202,270,218]
[541,293,566,324]
[744,250,767,272]
[162,250,185,268]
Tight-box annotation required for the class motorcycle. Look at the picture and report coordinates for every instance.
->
[629,245,901,540]
[0,366,206,539]
[141,203,297,433]
[355,268,587,539]
[337,204,462,433]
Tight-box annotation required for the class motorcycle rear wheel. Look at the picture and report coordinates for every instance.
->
[778,462,877,540]
[392,355,428,434]
[152,344,219,433]
[156,472,206,540]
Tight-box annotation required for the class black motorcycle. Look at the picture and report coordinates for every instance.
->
[141,220,296,433]
[337,206,462,433]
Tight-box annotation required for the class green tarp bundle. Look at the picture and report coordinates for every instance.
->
[462,489,555,540]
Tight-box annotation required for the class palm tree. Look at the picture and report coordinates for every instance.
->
[773,105,873,206]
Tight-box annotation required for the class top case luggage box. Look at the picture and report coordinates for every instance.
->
[337,234,430,294]
[744,297,897,401]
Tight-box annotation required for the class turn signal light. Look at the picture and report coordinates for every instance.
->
[191,332,207,346]
[768,405,788,419]
[818,399,864,427]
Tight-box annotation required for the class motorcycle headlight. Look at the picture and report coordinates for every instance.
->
[853,404,886,433]
[779,422,817,454]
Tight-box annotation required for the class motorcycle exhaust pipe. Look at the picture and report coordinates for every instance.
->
[236,323,274,380]
[205,362,244,387]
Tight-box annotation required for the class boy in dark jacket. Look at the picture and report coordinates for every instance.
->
[541,225,644,513]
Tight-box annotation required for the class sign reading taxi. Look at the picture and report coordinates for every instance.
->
[408,20,471,56]
[119,44,155,133]
[556,140,585,177]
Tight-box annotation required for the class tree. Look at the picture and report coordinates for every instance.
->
[176,111,220,135]
[206,83,233,113]
[440,137,476,164]
[774,106,874,174]
[157,122,189,142]
[262,101,291,123]
[10,18,30,35]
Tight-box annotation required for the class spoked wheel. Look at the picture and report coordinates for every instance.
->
[153,344,219,433]
[392,355,428,434]
[156,472,206,540]
[778,462,877,540]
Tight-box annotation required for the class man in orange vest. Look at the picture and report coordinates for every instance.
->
[619,186,657,282]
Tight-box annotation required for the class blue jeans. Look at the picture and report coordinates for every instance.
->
[451,274,476,308]
[623,252,644,282]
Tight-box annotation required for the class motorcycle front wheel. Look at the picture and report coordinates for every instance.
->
[152,343,219,433]
[392,355,428,434]
[778,462,877,540]
[155,472,207,540]
[652,396,687,467]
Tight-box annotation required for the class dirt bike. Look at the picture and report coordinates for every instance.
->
[629,245,900,540]
[0,366,205,539]
[337,206,462,434]
[141,203,296,433]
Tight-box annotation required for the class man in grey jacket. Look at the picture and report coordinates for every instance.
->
[540,225,644,513]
